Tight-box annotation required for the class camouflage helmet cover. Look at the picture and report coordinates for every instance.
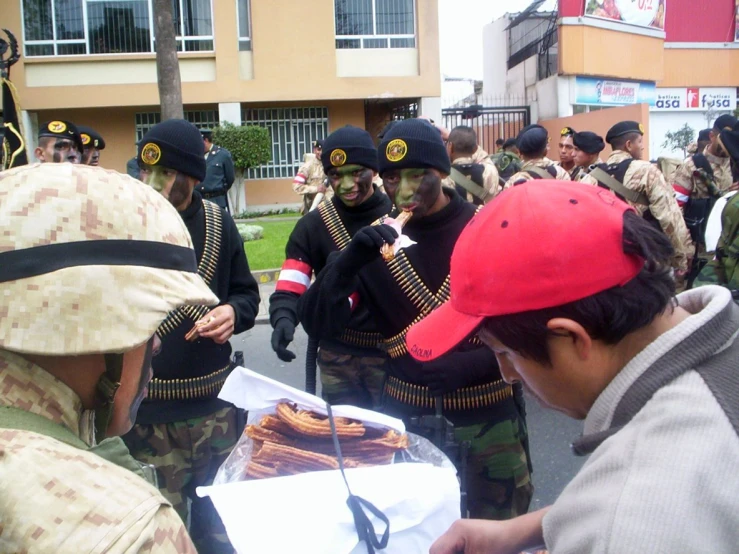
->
[0,163,218,355]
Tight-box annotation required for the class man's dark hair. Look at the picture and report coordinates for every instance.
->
[448,126,478,156]
[481,212,676,364]
[502,138,518,150]
[496,138,505,146]
[610,132,641,152]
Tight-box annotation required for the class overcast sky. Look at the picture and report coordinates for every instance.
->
[439,0,557,80]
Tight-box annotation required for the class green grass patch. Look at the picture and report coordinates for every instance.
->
[244,219,297,270]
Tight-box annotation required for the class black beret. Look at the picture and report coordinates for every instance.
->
[560,126,576,137]
[713,114,738,131]
[516,125,549,156]
[697,128,712,142]
[201,129,213,140]
[77,125,106,150]
[606,121,644,144]
[313,139,324,149]
[502,138,518,149]
[572,131,605,154]
[38,120,84,154]
[719,127,739,163]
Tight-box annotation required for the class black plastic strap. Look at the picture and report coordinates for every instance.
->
[326,404,390,553]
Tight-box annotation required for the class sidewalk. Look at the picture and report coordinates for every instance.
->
[255,280,276,324]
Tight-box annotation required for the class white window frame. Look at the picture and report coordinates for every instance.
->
[135,109,219,142]
[333,0,416,50]
[236,0,252,51]
[242,107,329,180]
[21,0,215,57]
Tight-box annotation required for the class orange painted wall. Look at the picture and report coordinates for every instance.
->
[539,104,652,162]
[559,26,665,82]
[660,49,739,87]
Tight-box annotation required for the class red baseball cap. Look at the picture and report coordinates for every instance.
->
[405,181,645,362]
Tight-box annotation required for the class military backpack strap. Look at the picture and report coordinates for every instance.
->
[157,200,223,337]
[524,165,556,180]
[589,167,650,206]
[450,167,488,202]
[0,406,156,485]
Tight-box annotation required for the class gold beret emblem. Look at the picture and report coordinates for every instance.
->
[386,139,408,163]
[81,134,91,146]
[48,121,67,133]
[638,123,645,134]
[330,149,347,167]
[141,143,162,165]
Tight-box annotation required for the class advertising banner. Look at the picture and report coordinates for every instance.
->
[584,0,666,30]
[574,77,656,106]
[735,0,739,42]
[652,88,737,111]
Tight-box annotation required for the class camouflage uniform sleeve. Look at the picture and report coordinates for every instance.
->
[643,165,694,272]
[577,172,600,187]
[503,172,531,190]
[671,157,695,209]
[110,504,197,553]
[556,165,572,181]
[482,163,502,202]
[695,196,739,288]
[293,160,323,195]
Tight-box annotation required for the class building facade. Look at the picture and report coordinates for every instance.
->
[5,0,442,210]
[484,0,739,160]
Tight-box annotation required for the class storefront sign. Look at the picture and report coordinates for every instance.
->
[584,0,666,30]
[574,77,656,106]
[652,87,737,111]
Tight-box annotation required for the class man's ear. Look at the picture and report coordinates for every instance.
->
[546,318,592,361]
[34,147,45,162]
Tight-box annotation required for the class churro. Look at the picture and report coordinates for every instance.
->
[275,402,365,438]
[381,210,413,261]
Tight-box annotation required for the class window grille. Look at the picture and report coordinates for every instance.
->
[242,107,329,180]
[22,0,214,57]
[236,0,252,51]
[134,109,218,142]
[334,0,415,49]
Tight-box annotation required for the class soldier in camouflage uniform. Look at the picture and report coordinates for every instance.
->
[0,163,218,552]
[695,124,739,292]
[294,139,331,214]
[504,125,571,188]
[123,119,261,554]
[77,124,106,166]
[571,131,606,186]
[672,114,738,210]
[299,119,532,520]
[598,121,694,275]
[446,125,502,204]
[556,126,578,178]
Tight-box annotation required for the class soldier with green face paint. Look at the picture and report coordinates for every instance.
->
[123,119,260,554]
[270,125,392,407]
[298,118,533,520]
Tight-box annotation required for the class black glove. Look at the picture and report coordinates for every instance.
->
[417,348,499,396]
[271,318,296,362]
[335,225,398,272]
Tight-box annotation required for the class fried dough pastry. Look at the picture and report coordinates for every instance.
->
[243,405,409,480]
[275,402,365,438]
[381,210,413,261]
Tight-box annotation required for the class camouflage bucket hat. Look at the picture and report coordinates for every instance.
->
[0,163,219,355]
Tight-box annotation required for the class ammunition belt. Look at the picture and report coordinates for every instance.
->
[145,363,232,401]
[158,200,222,338]
[384,375,512,411]
[318,200,351,250]
[339,328,384,349]
[383,315,482,359]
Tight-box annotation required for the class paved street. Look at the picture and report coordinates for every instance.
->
[232,301,586,511]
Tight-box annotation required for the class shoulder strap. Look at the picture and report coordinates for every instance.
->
[524,165,554,180]
[157,200,223,337]
[0,406,156,484]
[590,167,650,206]
[450,167,487,201]
[572,300,739,456]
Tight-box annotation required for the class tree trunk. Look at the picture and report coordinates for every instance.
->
[153,0,183,120]
[228,169,246,215]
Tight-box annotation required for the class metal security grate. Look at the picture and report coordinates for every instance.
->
[134,109,219,142]
[22,0,215,57]
[242,107,329,180]
[334,0,415,49]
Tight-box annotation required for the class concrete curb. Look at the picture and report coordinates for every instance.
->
[252,268,281,284]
